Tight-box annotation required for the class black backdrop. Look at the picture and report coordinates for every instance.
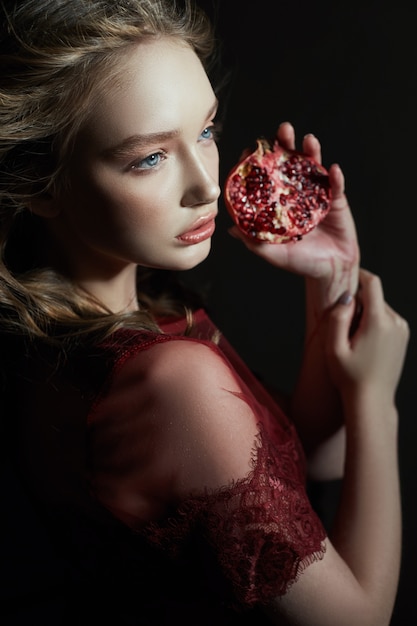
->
[1,0,416,624]
[192,1,417,624]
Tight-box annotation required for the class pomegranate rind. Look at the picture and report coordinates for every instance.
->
[224,138,331,243]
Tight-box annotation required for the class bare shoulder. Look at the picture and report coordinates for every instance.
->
[137,337,242,392]
[92,337,259,501]
[94,338,232,412]
[118,336,257,442]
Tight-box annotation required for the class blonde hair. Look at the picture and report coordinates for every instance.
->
[0,0,217,344]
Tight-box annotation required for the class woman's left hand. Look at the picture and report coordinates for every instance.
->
[229,122,360,301]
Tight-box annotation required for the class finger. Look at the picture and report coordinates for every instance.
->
[275,121,295,150]
[356,269,385,321]
[328,163,345,202]
[302,133,322,163]
[325,293,356,357]
[227,226,294,268]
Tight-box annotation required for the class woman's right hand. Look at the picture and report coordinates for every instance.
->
[266,270,409,625]
[324,268,409,409]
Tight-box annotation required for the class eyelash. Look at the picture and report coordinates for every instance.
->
[130,120,222,171]
[201,120,222,143]
[131,151,167,171]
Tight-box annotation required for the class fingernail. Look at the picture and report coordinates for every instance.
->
[337,291,353,305]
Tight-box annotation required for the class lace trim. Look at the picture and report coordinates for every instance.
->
[88,328,327,607]
[137,425,327,607]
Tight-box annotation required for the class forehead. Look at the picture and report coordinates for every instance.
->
[79,37,216,150]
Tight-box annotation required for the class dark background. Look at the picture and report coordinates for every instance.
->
[2,0,416,624]
[194,0,417,624]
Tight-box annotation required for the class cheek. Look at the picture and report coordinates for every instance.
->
[62,159,180,256]
[101,172,179,236]
[73,173,165,233]
[203,144,220,180]
[110,188,172,238]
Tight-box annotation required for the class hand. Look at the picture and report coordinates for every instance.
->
[324,268,409,406]
[229,122,360,299]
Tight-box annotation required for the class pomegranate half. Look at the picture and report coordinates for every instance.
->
[224,138,331,243]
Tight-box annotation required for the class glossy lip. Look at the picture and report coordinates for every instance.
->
[176,213,217,244]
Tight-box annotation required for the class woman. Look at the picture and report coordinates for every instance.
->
[0,1,409,624]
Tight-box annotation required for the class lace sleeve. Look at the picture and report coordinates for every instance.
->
[88,333,327,609]
[139,422,326,608]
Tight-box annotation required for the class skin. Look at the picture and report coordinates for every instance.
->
[230,126,409,624]
[232,124,361,471]
[31,36,409,626]
[267,269,409,626]
[35,37,220,312]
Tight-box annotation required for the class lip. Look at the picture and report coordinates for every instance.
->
[177,214,217,244]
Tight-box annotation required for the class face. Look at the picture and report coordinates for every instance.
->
[44,37,220,283]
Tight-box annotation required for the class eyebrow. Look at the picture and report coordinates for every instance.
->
[102,99,219,160]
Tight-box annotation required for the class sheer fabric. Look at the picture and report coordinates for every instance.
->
[8,309,327,622]
[86,310,327,608]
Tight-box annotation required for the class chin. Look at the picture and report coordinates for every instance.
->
[174,241,212,271]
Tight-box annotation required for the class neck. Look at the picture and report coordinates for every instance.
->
[77,264,140,314]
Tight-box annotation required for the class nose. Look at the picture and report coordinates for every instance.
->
[180,150,220,208]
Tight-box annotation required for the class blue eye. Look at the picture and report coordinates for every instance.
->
[199,127,214,141]
[199,121,222,143]
[133,152,164,170]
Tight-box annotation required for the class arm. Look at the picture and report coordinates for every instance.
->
[229,123,360,473]
[290,159,359,468]
[266,268,409,626]
[90,281,408,626]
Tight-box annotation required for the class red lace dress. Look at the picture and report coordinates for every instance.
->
[12,309,326,624]
[86,310,327,616]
